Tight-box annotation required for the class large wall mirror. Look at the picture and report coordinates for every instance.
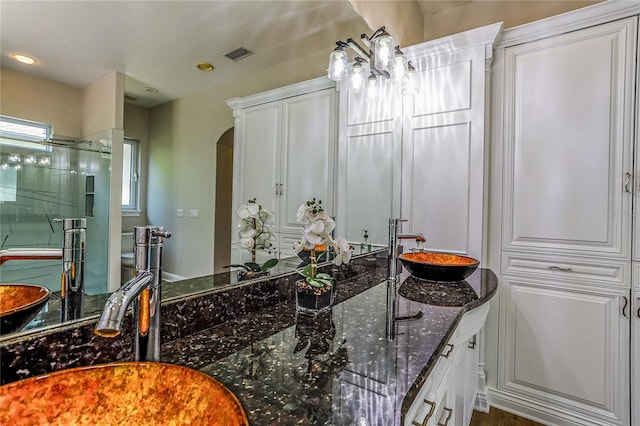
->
[0,1,389,339]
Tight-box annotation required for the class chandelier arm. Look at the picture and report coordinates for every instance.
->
[346,38,370,61]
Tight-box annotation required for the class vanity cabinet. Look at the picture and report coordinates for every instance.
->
[405,303,490,426]
[493,6,639,425]
[227,79,337,261]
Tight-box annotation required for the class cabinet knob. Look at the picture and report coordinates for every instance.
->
[468,335,477,350]
[623,172,632,193]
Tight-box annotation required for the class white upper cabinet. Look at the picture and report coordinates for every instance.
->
[401,24,502,260]
[279,89,336,235]
[228,78,337,260]
[501,17,636,259]
[235,102,280,216]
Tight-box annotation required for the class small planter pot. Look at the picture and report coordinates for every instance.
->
[295,279,334,314]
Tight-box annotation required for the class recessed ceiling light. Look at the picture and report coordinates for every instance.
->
[197,62,214,72]
[12,54,37,65]
[144,86,159,93]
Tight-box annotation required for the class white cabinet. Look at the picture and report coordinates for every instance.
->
[499,276,630,425]
[228,78,337,262]
[336,23,502,259]
[500,18,635,260]
[494,9,639,426]
[632,288,640,426]
[405,303,491,426]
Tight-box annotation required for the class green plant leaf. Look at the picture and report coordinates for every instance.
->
[260,258,278,271]
[244,262,262,272]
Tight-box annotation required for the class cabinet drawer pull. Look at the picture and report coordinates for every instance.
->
[441,343,454,359]
[412,399,436,426]
[468,335,477,350]
[548,266,573,272]
[624,172,631,193]
[622,296,629,318]
[637,297,640,319]
[438,408,453,426]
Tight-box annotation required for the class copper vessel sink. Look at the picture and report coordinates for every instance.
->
[0,362,248,425]
[399,251,479,282]
[0,284,50,335]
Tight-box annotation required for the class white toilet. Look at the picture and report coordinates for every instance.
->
[120,232,135,283]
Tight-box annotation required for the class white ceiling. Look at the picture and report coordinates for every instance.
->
[1,1,467,108]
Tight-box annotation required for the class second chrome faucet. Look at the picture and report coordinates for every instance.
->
[95,226,171,362]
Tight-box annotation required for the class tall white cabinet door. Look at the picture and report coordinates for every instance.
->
[279,89,336,235]
[336,78,402,246]
[501,18,636,259]
[402,51,489,260]
[235,102,280,217]
[499,277,630,426]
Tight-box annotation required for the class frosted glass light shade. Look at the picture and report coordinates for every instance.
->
[393,54,406,83]
[327,49,348,81]
[402,63,419,96]
[364,74,379,102]
[374,34,394,72]
[350,62,365,93]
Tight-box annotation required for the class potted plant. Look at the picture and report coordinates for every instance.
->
[226,198,278,279]
[294,198,352,313]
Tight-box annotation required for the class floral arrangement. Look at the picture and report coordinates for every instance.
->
[294,198,352,288]
[237,198,275,259]
[232,198,277,275]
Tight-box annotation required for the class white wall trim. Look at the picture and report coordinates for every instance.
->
[496,0,640,48]
[226,77,335,110]
[487,387,621,426]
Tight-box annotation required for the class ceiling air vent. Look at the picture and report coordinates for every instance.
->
[124,94,139,103]
[224,47,253,61]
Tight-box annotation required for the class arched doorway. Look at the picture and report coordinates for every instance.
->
[213,127,233,273]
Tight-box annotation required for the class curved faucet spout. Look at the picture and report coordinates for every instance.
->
[94,271,154,338]
[0,248,63,265]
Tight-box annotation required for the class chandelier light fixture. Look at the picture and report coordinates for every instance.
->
[327,27,418,98]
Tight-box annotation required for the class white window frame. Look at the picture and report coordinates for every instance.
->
[0,115,52,151]
[122,137,140,215]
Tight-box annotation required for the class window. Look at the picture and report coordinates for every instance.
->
[122,137,140,212]
[0,115,51,150]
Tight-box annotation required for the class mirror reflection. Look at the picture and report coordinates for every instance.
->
[0,1,384,339]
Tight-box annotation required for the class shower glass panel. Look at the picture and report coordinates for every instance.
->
[0,140,111,295]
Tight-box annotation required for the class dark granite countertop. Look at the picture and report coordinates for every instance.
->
[161,268,497,425]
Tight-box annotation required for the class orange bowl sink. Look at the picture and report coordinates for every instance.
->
[399,252,479,282]
[0,362,249,425]
[0,284,50,335]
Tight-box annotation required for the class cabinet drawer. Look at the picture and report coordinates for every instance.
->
[502,252,629,287]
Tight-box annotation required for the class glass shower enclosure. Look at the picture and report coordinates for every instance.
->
[0,138,111,295]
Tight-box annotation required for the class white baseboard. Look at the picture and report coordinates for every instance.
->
[162,271,187,282]
[486,387,619,426]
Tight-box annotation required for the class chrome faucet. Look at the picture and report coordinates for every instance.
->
[95,226,171,362]
[0,218,87,322]
[386,219,425,339]
[58,218,87,322]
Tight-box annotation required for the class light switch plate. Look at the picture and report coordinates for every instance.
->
[177,209,184,218]
[189,209,199,218]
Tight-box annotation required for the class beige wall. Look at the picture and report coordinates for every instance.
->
[122,103,150,232]
[82,71,124,136]
[148,47,337,278]
[0,66,83,136]
[423,1,602,41]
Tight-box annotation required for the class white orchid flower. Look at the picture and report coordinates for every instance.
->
[247,203,260,217]
[240,237,255,248]
[333,236,352,266]
[296,204,310,222]
[239,226,256,238]
[237,205,251,219]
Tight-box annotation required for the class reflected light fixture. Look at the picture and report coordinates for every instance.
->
[327,26,418,98]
